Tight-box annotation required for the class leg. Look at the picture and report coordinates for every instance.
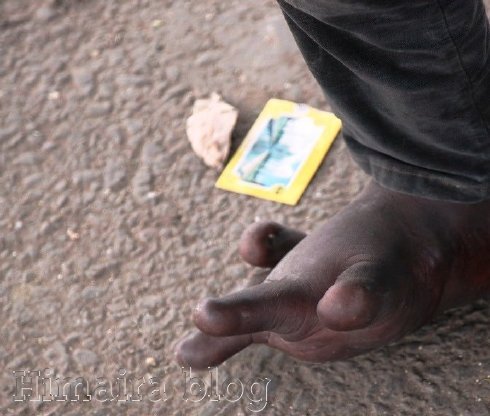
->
[278,0,490,202]
[176,0,490,369]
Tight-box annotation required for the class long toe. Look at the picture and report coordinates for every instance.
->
[193,280,314,337]
[238,221,306,268]
[175,332,252,370]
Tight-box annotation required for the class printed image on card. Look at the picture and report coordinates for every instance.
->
[235,116,323,188]
[216,99,342,205]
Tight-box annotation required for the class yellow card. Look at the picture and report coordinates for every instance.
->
[215,99,342,205]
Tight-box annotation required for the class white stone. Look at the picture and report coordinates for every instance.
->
[186,93,238,169]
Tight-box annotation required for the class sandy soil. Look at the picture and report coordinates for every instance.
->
[1,0,490,415]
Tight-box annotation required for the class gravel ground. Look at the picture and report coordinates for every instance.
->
[1,1,490,415]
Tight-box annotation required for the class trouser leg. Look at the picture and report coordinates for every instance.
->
[278,0,490,202]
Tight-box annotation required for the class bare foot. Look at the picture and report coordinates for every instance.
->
[175,181,490,369]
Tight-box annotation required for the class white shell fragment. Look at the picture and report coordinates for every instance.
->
[186,92,238,169]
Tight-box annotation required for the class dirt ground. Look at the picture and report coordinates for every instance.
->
[1,1,490,415]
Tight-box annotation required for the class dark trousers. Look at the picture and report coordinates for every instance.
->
[277,0,490,202]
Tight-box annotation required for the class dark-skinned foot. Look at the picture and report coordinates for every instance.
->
[175,181,490,369]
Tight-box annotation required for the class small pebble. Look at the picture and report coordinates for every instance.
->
[48,91,60,100]
[67,229,80,241]
[145,356,157,367]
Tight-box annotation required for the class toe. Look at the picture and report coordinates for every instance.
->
[239,221,306,268]
[193,297,242,337]
[175,332,252,369]
[193,280,314,337]
[317,281,381,331]
[316,262,393,332]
